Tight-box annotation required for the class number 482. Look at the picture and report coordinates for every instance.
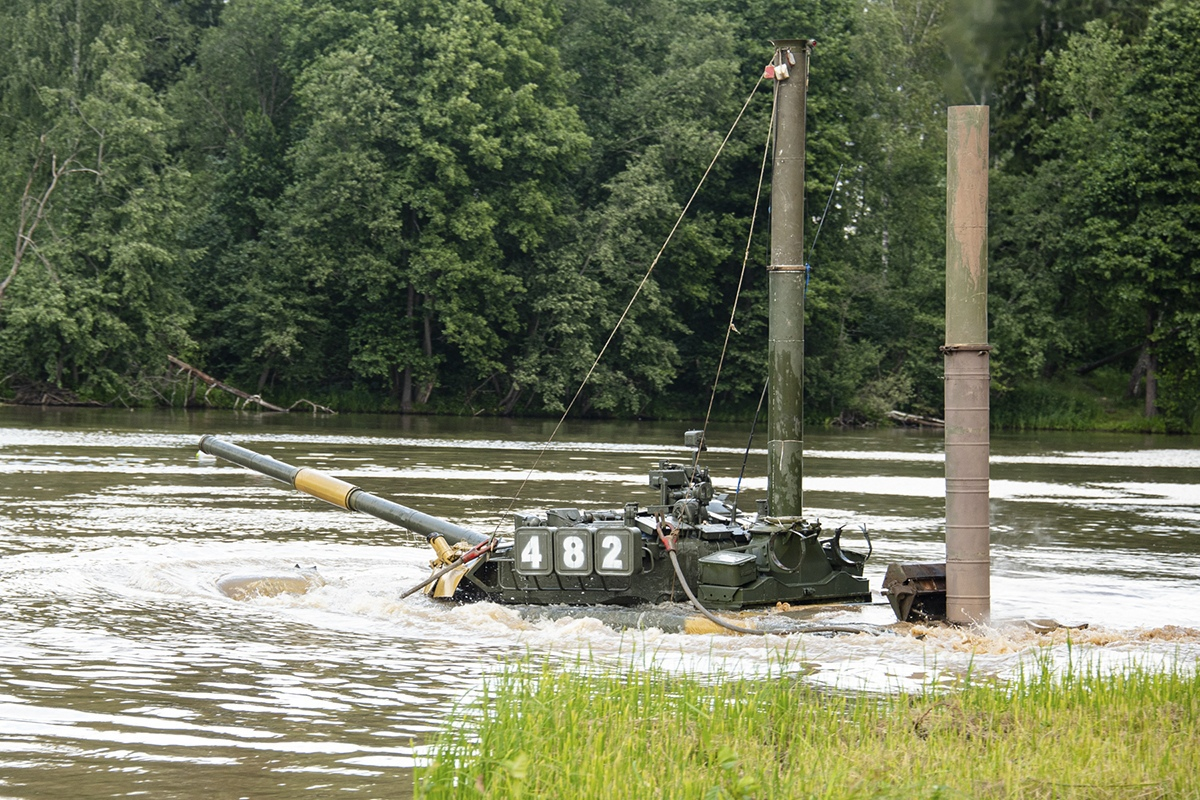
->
[513,528,635,577]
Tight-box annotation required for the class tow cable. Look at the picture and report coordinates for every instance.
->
[403,524,881,637]
[657,519,880,637]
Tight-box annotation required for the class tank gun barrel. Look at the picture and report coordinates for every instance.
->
[198,436,488,547]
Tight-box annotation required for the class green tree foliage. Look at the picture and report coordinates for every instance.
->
[991,0,1200,430]
[938,0,1154,171]
[1120,1,1200,427]
[542,0,750,415]
[175,0,588,410]
[289,0,588,409]
[168,0,333,395]
[796,0,949,422]
[0,0,209,400]
[0,0,1194,427]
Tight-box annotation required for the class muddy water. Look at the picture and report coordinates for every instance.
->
[2,407,1198,797]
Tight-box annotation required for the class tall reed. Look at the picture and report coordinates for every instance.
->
[417,653,1199,799]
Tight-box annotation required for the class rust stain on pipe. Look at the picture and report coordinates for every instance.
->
[945,106,991,625]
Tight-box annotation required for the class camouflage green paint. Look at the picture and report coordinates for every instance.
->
[767,40,810,520]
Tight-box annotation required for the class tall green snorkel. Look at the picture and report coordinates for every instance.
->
[766,39,813,519]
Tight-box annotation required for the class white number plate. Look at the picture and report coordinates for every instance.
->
[554,529,593,575]
[593,529,636,576]
[513,528,553,576]
[514,527,636,577]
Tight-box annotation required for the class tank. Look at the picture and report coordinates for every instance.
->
[197,432,871,609]
[197,40,873,612]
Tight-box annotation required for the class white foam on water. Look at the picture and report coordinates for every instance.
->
[2,411,1198,797]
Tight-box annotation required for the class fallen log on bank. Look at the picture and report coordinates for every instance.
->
[6,380,103,407]
[167,356,334,414]
[886,410,944,428]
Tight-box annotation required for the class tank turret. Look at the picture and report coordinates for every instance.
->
[199,432,870,608]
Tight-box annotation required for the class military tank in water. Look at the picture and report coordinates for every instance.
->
[199,40,874,616]
[198,431,871,611]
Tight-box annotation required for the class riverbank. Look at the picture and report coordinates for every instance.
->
[5,364,1191,433]
[417,656,1199,799]
[990,368,1197,434]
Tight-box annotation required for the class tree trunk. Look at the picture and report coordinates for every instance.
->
[401,367,413,412]
[499,380,521,415]
[168,355,287,412]
[880,193,890,276]
[1145,348,1157,418]
[401,284,416,412]
[1128,346,1149,399]
[388,363,401,405]
[418,308,435,404]
[1129,312,1160,418]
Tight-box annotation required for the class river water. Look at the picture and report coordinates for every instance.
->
[2,407,1198,798]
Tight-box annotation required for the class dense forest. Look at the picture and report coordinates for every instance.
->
[0,0,1196,430]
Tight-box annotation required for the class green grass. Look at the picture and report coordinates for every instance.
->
[990,368,1183,433]
[416,655,1200,799]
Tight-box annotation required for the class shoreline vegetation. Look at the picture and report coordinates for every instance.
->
[416,656,1200,799]
[2,1,1198,436]
[1,363,1187,435]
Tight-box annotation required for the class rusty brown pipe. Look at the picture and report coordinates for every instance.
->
[944,106,991,624]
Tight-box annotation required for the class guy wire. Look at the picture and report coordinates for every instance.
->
[694,78,777,472]
[484,76,769,544]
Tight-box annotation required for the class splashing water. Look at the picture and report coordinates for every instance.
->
[2,408,1198,796]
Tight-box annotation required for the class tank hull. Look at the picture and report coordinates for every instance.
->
[457,525,869,609]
